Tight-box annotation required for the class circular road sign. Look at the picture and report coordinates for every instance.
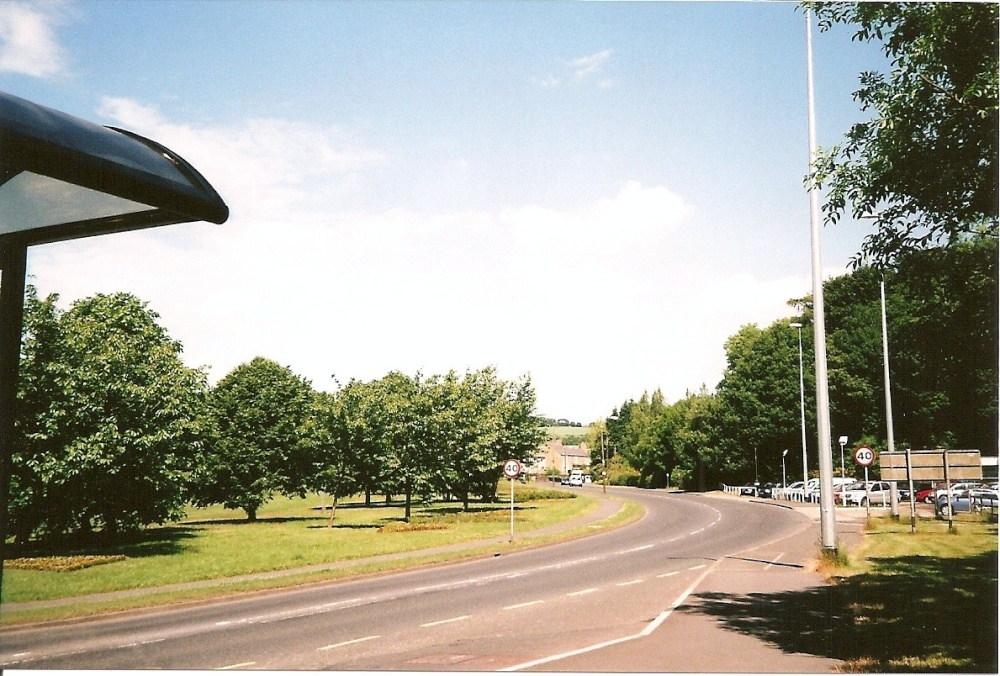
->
[502,458,522,479]
[854,445,876,467]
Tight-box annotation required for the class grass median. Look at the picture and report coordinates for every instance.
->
[1,484,641,625]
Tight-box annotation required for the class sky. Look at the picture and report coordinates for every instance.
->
[0,0,887,423]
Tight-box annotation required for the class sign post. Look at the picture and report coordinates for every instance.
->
[854,445,876,517]
[502,459,522,542]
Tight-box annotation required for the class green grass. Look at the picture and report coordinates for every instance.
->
[825,514,998,672]
[1,485,640,625]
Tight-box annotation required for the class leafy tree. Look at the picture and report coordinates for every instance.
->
[310,391,363,525]
[811,2,998,265]
[12,290,209,541]
[192,357,317,521]
[713,322,808,482]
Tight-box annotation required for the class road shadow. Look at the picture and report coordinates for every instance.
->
[682,551,998,672]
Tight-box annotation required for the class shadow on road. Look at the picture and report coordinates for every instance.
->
[682,552,998,672]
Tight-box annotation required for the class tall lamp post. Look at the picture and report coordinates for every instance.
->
[0,91,229,597]
[805,8,837,552]
[790,322,808,488]
[838,435,848,479]
[782,449,789,488]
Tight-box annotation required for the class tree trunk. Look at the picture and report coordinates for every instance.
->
[246,506,257,522]
[327,494,339,528]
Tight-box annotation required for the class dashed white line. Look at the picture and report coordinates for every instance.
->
[217,661,256,670]
[688,564,707,571]
[421,615,470,628]
[657,571,679,578]
[567,587,599,597]
[319,635,380,651]
[504,600,543,610]
[616,579,644,587]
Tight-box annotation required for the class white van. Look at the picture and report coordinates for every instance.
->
[567,470,585,487]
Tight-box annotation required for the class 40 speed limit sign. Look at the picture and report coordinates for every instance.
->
[502,458,522,479]
[853,445,876,467]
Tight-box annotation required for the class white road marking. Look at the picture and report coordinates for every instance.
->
[765,552,785,569]
[657,571,679,578]
[421,615,470,628]
[567,587,599,597]
[616,579,644,587]
[217,661,256,670]
[504,600,543,610]
[319,635,380,651]
[622,544,654,553]
[688,564,707,571]
[501,559,722,672]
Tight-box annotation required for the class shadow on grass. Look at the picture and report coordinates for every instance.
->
[6,526,199,560]
[180,516,327,526]
[683,551,998,672]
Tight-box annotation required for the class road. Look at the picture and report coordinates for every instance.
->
[1,488,812,671]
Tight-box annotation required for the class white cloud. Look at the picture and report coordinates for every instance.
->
[25,100,826,422]
[0,1,69,77]
[570,49,612,80]
[97,97,389,224]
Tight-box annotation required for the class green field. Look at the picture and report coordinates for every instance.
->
[546,425,592,441]
[1,485,640,625]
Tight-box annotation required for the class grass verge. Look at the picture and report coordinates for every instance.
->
[823,513,998,672]
[1,486,641,626]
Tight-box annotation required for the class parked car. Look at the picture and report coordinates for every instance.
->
[934,482,982,501]
[819,478,858,501]
[935,485,998,516]
[916,483,945,503]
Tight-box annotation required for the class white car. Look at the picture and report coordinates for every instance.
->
[934,482,982,501]
[839,481,893,507]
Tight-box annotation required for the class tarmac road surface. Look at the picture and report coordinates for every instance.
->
[1,488,861,671]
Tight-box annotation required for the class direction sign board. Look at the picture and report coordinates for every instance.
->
[854,445,876,467]
[502,458,522,479]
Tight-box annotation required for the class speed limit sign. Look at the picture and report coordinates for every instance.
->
[854,445,876,467]
[502,458,522,479]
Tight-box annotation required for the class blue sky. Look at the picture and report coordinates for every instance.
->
[1,1,886,422]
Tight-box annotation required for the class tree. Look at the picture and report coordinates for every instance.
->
[811,2,998,265]
[192,357,317,522]
[12,290,209,542]
[310,391,363,525]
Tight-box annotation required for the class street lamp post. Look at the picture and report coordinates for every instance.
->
[782,449,789,488]
[805,8,838,552]
[790,322,808,488]
[838,435,848,479]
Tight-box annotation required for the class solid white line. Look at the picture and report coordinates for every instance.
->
[217,662,256,670]
[567,587,599,597]
[319,635,380,651]
[502,560,721,672]
[504,600,543,610]
[421,615,470,628]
